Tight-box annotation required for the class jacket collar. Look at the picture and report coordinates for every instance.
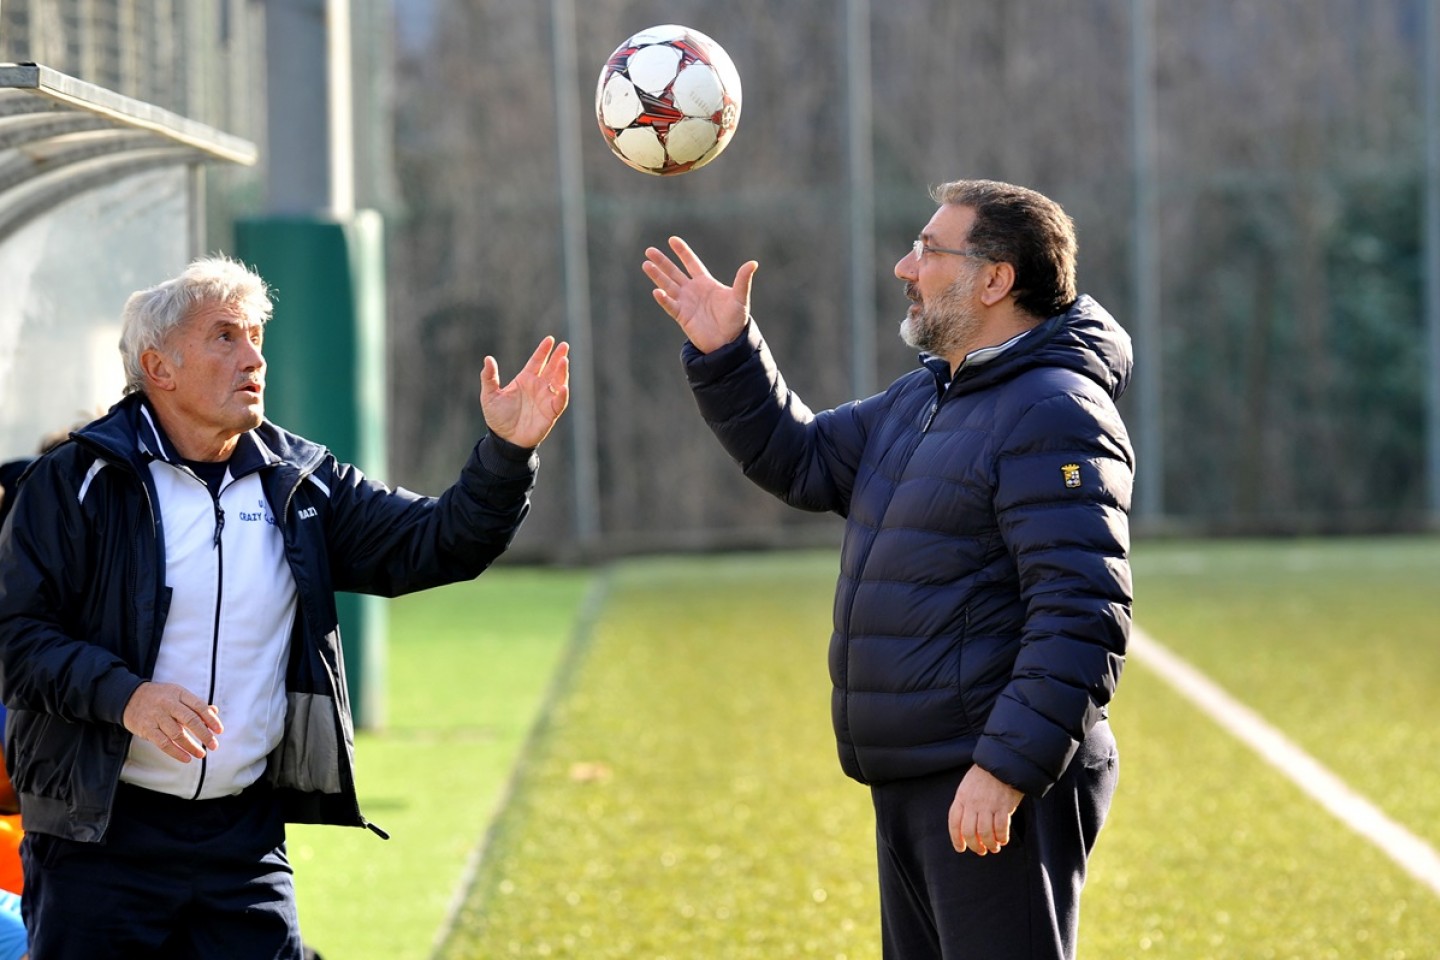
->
[921,295,1133,402]
[134,397,279,480]
[79,393,314,480]
[922,328,1032,393]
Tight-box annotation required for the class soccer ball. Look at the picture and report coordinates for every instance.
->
[595,24,742,176]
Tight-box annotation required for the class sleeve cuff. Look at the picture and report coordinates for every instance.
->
[681,319,762,382]
[95,672,146,727]
[477,433,540,478]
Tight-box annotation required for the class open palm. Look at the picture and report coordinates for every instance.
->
[480,336,570,449]
[642,236,758,354]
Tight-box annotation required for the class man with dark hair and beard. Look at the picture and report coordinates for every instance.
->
[642,179,1135,960]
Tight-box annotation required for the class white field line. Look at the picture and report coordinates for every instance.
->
[1129,626,1440,898]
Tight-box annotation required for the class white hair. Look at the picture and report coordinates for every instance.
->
[118,255,273,395]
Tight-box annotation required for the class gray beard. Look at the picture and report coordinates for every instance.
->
[900,275,981,358]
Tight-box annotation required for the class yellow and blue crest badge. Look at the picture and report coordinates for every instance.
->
[1061,462,1082,489]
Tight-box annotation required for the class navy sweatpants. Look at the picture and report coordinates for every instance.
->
[20,781,304,960]
[870,721,1118,960]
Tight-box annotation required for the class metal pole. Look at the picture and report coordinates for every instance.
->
[252,0,386,728]
[846,0,876,400]
[326,0,354,216]
[550,0,601,550]
[1130,0,1163,520]
[263,0,329,213]
[1425,0,1440,524]
[187,162,205,257]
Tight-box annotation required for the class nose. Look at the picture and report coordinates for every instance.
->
[895,250,917,281]
[240,337,265,371]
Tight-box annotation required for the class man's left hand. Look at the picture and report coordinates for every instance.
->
[948,764,1024,855]
[480,337,570,449]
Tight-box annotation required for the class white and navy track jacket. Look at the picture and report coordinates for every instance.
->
[0,392,538,842]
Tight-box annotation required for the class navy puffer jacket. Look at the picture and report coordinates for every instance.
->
[682,295,1134,795]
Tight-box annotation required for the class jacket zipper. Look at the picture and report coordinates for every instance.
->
[190,479,225,800]
[922,370,950,433]
[841,387,944,779]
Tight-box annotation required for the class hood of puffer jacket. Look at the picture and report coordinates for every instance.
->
[934,294,1132,403]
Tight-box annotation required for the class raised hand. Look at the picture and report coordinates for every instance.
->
[480,336,570,449]
[642,236,758,354]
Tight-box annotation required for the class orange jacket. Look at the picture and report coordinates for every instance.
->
[0,815,20,894]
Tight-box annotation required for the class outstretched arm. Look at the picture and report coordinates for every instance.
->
[480,336,570,449]
[642,236,758,354]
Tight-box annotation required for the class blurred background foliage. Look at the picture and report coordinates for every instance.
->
[3,1,1430,553]
[390,0,1435,556]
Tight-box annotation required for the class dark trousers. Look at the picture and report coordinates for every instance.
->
[20,782,304,960]
[870,721,1118,960]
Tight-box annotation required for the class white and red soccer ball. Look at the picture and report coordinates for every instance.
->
[595,24,742,176]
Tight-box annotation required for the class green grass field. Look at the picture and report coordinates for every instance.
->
[1127,537,1440,852]
[437,553,874,959]
[296,538,1440,959]
[1087,536,1440,958]
[289,566,593,960]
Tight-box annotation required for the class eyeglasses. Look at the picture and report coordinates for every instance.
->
[911,238,989,262]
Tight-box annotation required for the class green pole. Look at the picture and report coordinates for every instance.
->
[235,211,387,730]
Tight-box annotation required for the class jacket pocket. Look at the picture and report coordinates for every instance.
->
[949,609,978,732]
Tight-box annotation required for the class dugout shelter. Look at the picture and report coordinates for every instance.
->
[0,62,256,460]
[0,0,391,728]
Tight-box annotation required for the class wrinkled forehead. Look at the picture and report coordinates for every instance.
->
[180,298,266,334]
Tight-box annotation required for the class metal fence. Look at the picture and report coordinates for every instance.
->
[1,0,266,241]
[387,0,1440,561]
[4,1,237,127]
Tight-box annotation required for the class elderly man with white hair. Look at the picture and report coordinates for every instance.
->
[0,255,569,958]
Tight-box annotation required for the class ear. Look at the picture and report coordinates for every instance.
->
[140,347,178,392]
[978,260,1017,307]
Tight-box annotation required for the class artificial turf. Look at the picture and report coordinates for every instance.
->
[295,539,1440,958]
[437,551,878,959]
[289,565,593,960]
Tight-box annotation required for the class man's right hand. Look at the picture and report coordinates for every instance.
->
[122,681,223,763]
[643,236,758,354]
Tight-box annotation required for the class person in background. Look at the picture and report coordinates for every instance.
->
[0,420,89,533]
[0,461,32,534]
[0,255,569,959]
[0,702,25,960]
[643,179,1134,960]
